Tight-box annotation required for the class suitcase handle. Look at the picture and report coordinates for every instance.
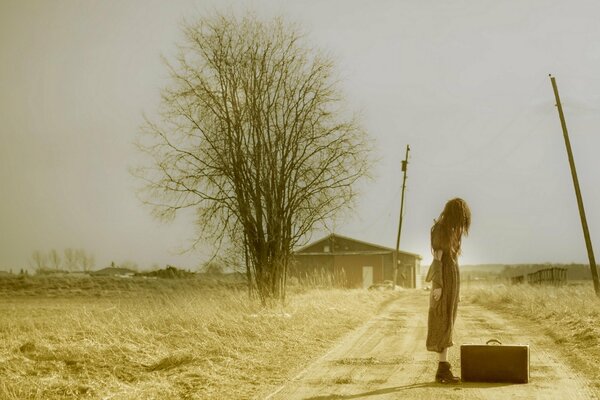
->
[486,339,502,345]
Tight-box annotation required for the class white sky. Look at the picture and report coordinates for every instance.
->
[2,0,600,270]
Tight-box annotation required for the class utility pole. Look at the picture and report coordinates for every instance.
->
[550,75,600,297]
[393,145,410,290]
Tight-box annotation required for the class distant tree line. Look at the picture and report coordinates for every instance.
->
[29,249,95,272]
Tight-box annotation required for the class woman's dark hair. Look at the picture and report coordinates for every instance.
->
[432,198,471,256]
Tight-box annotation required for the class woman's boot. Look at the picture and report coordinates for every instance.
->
[435,361,460,384]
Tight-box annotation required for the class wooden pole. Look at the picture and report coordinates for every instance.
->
[550,75,600,296]
[393,145,410,289]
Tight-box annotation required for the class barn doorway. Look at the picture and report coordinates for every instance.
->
[362,266,373,288]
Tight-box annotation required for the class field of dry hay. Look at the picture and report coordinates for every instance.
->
[466,281,600,389]
[0,277,398,399]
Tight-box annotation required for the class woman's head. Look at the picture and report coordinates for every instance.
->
[438,198,471,235]
[432,198,471,256]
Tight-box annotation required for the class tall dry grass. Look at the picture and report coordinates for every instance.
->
[466,281,600,388]
[0,280,397,399]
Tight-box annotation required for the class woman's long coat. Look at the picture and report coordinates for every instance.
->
[425,224,460,353]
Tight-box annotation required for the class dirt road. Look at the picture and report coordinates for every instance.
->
[264,290,597,400]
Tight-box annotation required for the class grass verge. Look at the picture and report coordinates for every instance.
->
[465,281,600,389]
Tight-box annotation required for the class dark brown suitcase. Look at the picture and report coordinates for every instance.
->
[460,339,529,383]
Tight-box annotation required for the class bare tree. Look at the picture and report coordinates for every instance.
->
[75,249,95,272]
[63,248,77,271]
[48,249,62,271]
[135,13,370,302]
[30,251,47,271]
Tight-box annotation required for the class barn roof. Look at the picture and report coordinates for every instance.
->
[294,233,422,259]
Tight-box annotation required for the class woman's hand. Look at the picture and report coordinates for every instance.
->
[433,288,442,301]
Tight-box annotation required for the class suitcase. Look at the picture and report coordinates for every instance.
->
[460,339,529,383]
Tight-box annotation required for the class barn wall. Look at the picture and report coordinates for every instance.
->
[293,253,422,288]
[334,254,384,288]
[382,253,395,281]
[290,255,334,277]
[396,253,422,289]
[414,258,422,288]
[294,234,422,288]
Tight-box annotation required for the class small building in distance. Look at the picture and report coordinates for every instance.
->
[92,266,136,278]
[291,233,422,289]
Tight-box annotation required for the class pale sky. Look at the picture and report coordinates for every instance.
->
[2,0,600,270]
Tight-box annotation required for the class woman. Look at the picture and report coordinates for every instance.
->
[425,198,471,384]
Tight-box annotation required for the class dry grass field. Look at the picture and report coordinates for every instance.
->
[465,281,600,390]
[4,275,599,399]
[0,276,398,399]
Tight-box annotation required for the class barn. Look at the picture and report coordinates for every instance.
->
[291,233,422,289]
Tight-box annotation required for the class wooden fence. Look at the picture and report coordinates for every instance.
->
[510,267,567,286]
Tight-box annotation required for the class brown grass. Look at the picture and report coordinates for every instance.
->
[0,279,397,399]
[0,274,244,297]
[465,281,600,388]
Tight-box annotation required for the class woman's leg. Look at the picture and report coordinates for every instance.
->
[436,347,459,383]
[438,347,448,362]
